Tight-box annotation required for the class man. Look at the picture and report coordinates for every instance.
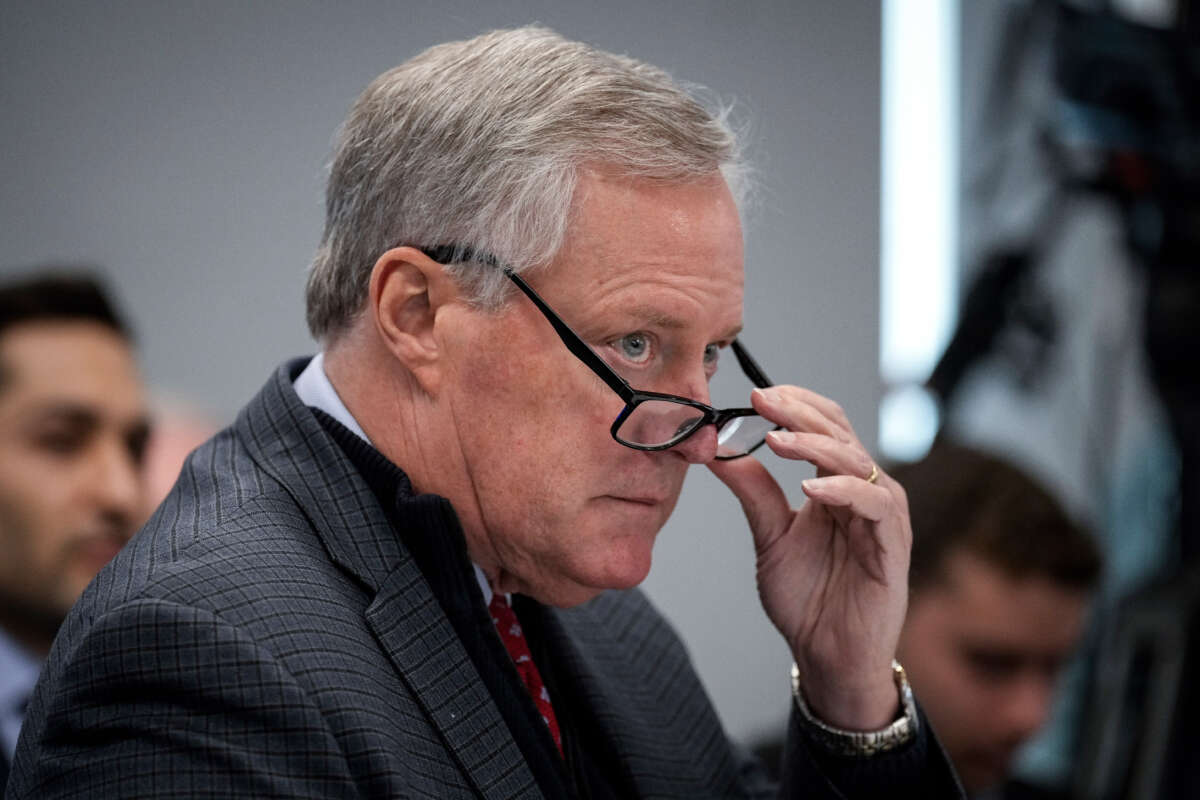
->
[893,441,1102,798]
[10,28,961,798]
[0,272,150,787]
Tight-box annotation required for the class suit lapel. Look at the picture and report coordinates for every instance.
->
[237,360,542,800]
[547,593,740,799]
[367,569,543,800]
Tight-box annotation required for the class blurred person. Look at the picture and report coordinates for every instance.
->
[0,271,150,784]
[10,28,962,798]
[892,440,1102,798]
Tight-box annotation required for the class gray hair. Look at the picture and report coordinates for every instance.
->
[305,25,744,340]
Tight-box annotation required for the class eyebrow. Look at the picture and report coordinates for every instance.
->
[27,403,102,427]
[719,323,745,342]
[622,305,744,341]
[26,402,151,437]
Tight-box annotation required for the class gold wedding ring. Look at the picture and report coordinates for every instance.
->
[865,463,879,484]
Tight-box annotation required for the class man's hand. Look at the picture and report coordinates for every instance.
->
[708,386,911,731]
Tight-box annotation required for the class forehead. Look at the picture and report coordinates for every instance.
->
[538,172,745,332]
[926,550,1090,651]
[0,321,145,416]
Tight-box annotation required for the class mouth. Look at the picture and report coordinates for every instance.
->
[603,494,667,506]
[72,532,129,569]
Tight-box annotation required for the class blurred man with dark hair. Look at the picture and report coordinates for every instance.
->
[893,440,1102,798]
[0,271,150,783]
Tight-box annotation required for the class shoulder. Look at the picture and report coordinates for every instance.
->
[9,596,360,800]
[562,587,688,655]
[556,588,702,714]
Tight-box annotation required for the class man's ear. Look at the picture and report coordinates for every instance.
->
[368,246,458,394]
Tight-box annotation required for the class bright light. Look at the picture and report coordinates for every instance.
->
[879,384,941,463]
[880,0,959,460]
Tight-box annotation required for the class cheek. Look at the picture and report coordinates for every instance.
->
[457,333,620,463]
[0,478,77,604]
[451,348,594,517]
[0,455,75,554]
[0,491,38,576]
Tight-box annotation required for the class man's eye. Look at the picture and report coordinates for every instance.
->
[965,650,1021,682]
[616,333,652,363]
[36,431,86,456]
[127,426,151,468]
[703,344,720,366]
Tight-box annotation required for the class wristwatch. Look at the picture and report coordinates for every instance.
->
[790,660,919,757]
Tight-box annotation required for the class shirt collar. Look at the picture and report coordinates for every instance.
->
[0,625,42,761]
[292,352,371,443]
[293,354,496,607]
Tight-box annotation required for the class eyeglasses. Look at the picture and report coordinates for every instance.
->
[419,246,778,460]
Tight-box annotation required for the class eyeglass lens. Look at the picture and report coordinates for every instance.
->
[615,400,776,457]
[714,414,777,457]
[616,400,706,448]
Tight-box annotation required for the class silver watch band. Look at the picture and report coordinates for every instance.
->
[790,660,919,757]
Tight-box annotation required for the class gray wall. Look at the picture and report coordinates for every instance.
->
[1,1,881,744]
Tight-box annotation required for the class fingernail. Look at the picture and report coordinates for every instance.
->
[755,387,780,403]
[767,430,793,444]
[802,478,824,492]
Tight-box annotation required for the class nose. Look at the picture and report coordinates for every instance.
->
[670,420,719,464]
[1003,675,1054,743]
[666,367,719,464]
[90,438,144,533]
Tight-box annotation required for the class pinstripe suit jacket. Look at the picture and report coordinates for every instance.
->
[6,360,954,799]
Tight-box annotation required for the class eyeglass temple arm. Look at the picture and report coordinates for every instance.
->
[731,339,774,389]
[501,270,637,402]
[418,246,634,400]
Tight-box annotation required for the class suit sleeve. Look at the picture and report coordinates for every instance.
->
[733,702,966,800]
[7,598,361,800]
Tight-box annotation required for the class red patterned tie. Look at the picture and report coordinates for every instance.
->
[489,593,563,756]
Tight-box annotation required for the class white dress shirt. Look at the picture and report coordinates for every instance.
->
[0,625,41,762]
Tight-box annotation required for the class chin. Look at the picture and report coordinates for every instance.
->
[958,762,1005,797]
[535,583,608,609]
[589,534,656,592]
[607,551,654,589]
[532,540,655,609]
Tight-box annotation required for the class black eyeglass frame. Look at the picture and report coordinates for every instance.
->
[418,245,777,459]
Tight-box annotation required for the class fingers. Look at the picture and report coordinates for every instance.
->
[751,385,895,490]
[707,455,792,547]
[801,476,913,581]
[800,476,893,523]
[718,385,903,547]
[752,386,859,443]
[764,430,875,482]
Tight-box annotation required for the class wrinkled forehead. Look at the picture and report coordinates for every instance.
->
[543,172,745,314]
[566,169,743,244]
